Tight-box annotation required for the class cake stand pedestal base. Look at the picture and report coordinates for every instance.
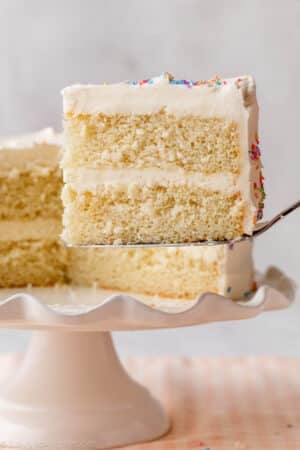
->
[0,331,169,449]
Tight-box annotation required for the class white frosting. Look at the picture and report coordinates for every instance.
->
[0,128,61,149]
[0,128,62,173]
[0,218,62,241]
[62,75,255,119]
[63,168,237,192]
[221,240,254,298]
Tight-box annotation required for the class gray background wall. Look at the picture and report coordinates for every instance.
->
[0,0,299,356]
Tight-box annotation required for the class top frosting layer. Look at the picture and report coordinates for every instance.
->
[62,72,256,118]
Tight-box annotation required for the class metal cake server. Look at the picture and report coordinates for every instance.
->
[68,200,300,248]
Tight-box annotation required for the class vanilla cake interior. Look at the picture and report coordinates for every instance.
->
[62,73,265,245]
[0,129,68,287]
[69,241,255,300]
[0,127,256,300]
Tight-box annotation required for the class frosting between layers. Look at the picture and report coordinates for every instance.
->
[0,218,62,241]
[63,168,238,192]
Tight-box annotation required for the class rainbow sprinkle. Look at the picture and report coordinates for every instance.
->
[241,281,257,300]
[249,143,261,161]
[129,72,247,88]
[250,133,265,221]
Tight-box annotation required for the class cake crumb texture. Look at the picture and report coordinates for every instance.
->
[69,247,223,299]
[64,111,241,173]
[0,169,62,219]
[0,240,69,287]
[62,184,245,244]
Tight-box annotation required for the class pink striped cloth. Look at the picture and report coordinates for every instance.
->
[119,357,300,450]
[2,357,299,449]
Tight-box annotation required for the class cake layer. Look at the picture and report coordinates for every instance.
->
[0,240,69,288]
[0,168,62,219]
[63,113,240,173]
[62,184,246,244]
[0,218,61,241]
[69,247,220,299]
[69,241,254,300]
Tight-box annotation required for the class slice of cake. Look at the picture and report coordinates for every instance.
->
[0,128,68,287]
[61,72,265,245]
[69,240,255,300]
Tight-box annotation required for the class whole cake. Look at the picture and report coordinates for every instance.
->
[61,72,265,245]
[0,129,68,287]
[0,128,256,300]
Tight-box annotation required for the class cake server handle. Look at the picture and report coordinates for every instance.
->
[253,199,300,237]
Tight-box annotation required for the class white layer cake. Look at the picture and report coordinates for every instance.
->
[61,72,265,245]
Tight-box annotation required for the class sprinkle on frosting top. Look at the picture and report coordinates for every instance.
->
[129,72,249,88]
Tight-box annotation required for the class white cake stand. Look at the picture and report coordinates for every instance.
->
[0,266,295,449]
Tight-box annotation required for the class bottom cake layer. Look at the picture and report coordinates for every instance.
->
[69,242,254,300]
[0,238,254,300]
[62,184,248,245]
[0,240,69,287]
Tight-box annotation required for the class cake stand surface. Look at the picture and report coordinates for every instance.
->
[0,266,295,449]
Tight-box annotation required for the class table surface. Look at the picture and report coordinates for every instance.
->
[0,355,299,450]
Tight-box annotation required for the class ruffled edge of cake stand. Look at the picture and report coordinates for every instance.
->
[0,266,296,331]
